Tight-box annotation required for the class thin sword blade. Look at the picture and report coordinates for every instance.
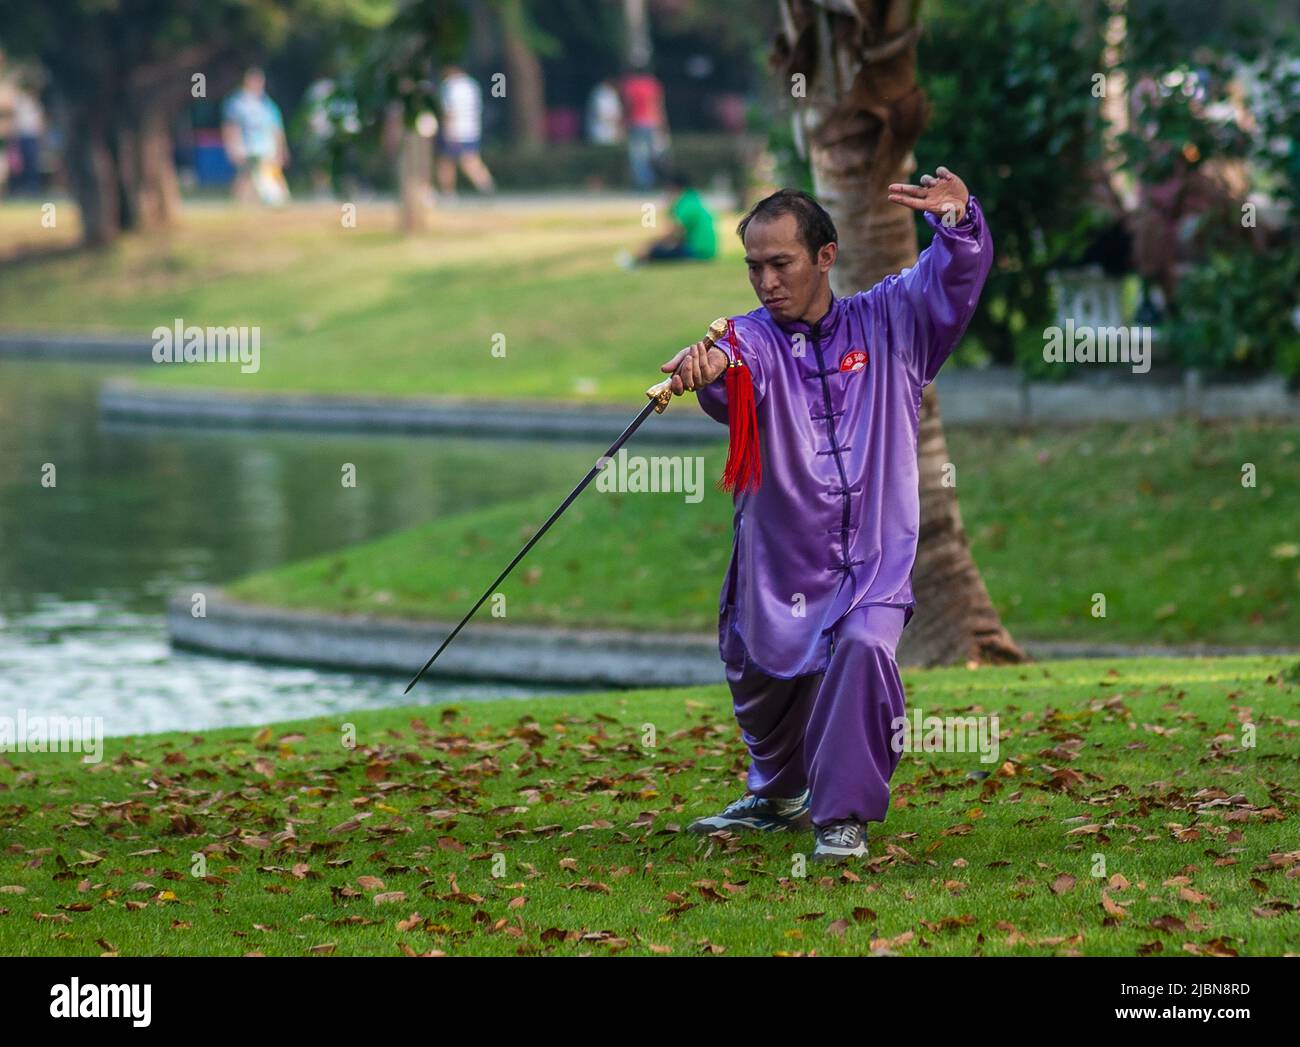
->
[402,397,660,694]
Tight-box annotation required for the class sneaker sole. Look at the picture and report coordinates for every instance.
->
[686,811,812,835]
[811,846,868,864]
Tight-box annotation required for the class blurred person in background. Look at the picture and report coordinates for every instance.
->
[222,67,290,205]
[301,77,361,199]
[619,64,667,190]
[0,62,14,196]
[10,71,44,194]
[621,167,716,267]
[436,65,494,195]
[586,78,624,145]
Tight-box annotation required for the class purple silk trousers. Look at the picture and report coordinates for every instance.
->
[725,601,910,827]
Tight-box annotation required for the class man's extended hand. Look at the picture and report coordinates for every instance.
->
[660,340,730,395]
[888,166,970,225]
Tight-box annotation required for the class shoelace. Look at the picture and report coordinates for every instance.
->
[820,821,860,847]
[724,794,763,815]
[723,792,807,817]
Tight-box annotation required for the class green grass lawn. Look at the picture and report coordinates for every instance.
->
[0,198,754,401]
[2,656,1296,956]
[224,419,1300,646]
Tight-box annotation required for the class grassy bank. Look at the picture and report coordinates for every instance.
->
[2,656,1296,957]
[0,199,752,401]
[223,420,1300,646]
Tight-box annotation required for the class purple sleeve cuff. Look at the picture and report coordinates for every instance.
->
[923,193,983,238]
[695,323,765,424]
[695,369,731,425]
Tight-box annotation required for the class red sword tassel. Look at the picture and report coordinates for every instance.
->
[718,317,761,493]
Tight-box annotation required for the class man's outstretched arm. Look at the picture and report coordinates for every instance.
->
[875,167,994,387]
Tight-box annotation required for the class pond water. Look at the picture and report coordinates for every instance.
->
[0,361,638,736]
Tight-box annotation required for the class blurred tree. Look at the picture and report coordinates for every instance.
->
[1107,0,1299,378]
[916,0,1107,371]
[626,0,653,67]
[494,0,554,147]
[773,0,1025,667]
[0,0,319,245]
[328,0,469,231]
[329,0,556,227]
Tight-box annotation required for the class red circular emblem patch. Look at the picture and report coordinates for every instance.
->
[839,349,868,373]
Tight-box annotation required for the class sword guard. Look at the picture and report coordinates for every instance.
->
[645,317,730,414]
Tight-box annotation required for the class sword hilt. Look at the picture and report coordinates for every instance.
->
[645,317,730,414]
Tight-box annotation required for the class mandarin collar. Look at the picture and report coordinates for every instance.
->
[768,291,845,340]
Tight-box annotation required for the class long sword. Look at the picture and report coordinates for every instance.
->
[403,317,729,694]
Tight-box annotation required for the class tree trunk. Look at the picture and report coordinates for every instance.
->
[776,0,1025,667]
[382,102,435,235]
[623,0,652,67]
[118,97,183,231]
[398,128,434,233]
[51,40,195,247]
[499,0,547,147]
[60,95,120,247]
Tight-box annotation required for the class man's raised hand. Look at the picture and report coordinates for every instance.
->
[888,166,970,226]
[660,341,730,395]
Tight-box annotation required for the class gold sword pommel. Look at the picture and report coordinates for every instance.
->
[644,317,730,414]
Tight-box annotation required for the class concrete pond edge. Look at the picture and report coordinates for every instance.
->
[3,332,1298,436]
[98,369,1300,436]
[167,592,727,687]
[167,593,1299,688]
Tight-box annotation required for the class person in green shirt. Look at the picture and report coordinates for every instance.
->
[634,169,718,264]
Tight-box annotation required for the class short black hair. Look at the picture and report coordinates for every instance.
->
[736,189,838,261]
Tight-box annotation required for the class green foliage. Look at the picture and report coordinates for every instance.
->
[752,102,814,196]
[1115,0,1289,180]
[0,0,323,92]
[915,0,1109,366]
[331,0,470,132]
[1165,243,1300,383]
[481,133,754,195]
[1115,0,1300,379]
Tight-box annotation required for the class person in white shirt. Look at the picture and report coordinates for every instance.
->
[222,67,290,205]
[436,66,494,195]
[586,79,623,144]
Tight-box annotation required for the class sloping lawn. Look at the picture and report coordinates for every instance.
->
[222,420,1300,646]
[0,199,751,401]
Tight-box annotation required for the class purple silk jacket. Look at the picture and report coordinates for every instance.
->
[696,195,992,678]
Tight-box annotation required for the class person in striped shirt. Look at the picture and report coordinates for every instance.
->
[436,66,495,195]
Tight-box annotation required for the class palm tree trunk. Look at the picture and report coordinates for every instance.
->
[776,0,1025,666]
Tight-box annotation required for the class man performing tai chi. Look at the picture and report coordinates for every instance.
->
[658,166,992,864]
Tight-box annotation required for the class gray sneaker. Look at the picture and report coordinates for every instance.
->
[687,788,812,834]
[811,820,869,863]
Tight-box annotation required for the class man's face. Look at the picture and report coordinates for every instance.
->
[245,70,265,95]
[743,213,835,324]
